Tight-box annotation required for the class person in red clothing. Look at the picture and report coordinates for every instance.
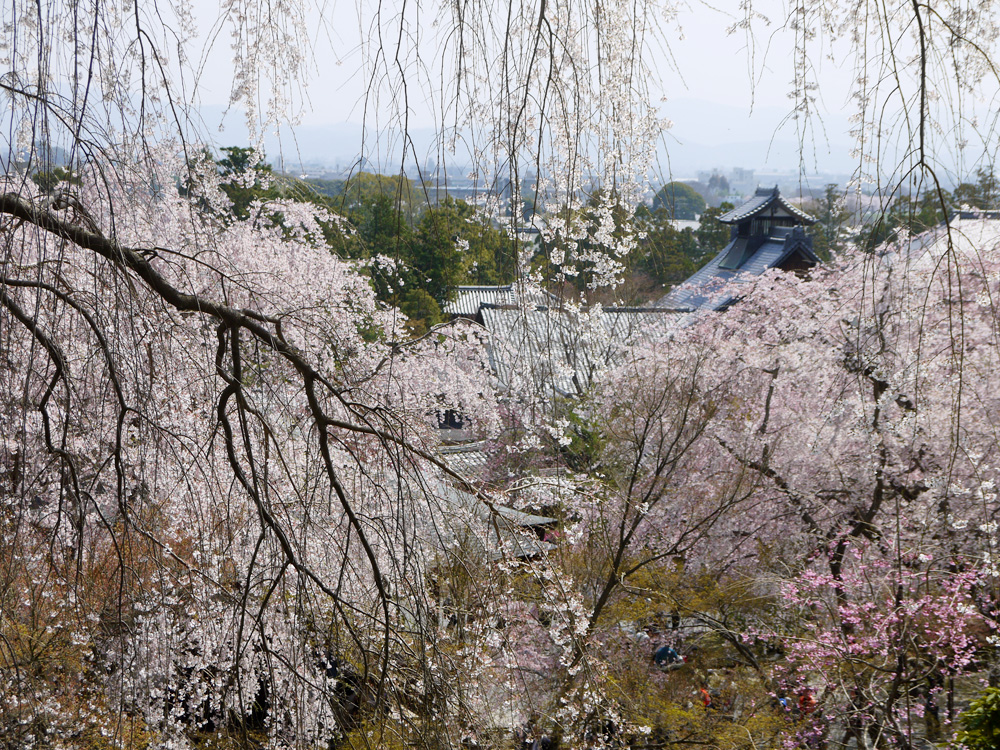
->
[798,687,818,715]
[700,687,712,708]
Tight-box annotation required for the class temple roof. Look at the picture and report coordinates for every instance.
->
[653,225,820,312]
[443,284,560,320]
[717,186,817,225]
[481,304,690,397]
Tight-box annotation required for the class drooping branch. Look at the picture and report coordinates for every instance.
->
[0,191,398,678]
[0,191,535,702]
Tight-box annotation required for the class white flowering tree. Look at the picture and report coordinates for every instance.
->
[3,0,1000,748]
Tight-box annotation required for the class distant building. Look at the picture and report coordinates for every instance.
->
[653,186,819,312]
[444,294,688,399]
[729,167,756,193]
[443,283,557,324]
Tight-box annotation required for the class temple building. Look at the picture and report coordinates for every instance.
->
[653,186,820,312]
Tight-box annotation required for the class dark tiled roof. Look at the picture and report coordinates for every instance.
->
[654,249,743,311]
[718,237,752,269]
[717,186,817,225]
[654,226,819,312]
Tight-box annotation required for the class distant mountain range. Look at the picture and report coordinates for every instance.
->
[659,97,856,176]
[5,99,857,181]
[201,97,857,179]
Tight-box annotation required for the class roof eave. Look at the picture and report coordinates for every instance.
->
[717,194,817,225]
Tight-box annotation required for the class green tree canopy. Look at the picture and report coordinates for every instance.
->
[805,184,851,260]
[694,202,734,259]
[398,288,443,337]
[652,181,707,220]
[408,200,468,305]
[952,168,999,210]
[633,205,699,287]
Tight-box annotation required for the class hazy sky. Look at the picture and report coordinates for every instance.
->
[186,0,859,174]
[198,2,855,110]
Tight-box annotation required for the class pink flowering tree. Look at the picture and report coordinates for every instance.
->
[779,543,989,748]
[666,221,1000,746]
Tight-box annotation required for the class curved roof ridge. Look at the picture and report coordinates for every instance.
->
[717,186,817,225]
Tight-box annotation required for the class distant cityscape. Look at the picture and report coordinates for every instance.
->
[293,159,859,202]
[9,139,866,212]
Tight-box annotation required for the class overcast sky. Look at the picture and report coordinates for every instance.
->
[185,0,859,175]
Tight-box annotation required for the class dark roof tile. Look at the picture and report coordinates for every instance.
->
[654,227,819,312]
[717,186,817,225]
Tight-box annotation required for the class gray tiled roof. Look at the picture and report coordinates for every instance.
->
[601,308,696,340]
[718,186,816,225]
[444,286,517,317]
[482,305,595,396]
[444,284,558,317]
[438,442,489,483]
[436,481,557,527]
[427,480,557,561]
[481,305,690,397]
[654,226,819,312]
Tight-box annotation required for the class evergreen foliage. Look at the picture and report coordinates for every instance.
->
[651,181,706,220]
[957,688,1000,750]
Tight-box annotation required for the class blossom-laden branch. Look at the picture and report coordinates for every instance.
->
[0,165,506,745]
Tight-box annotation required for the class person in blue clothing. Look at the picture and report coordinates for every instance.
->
[653,644,684,669]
